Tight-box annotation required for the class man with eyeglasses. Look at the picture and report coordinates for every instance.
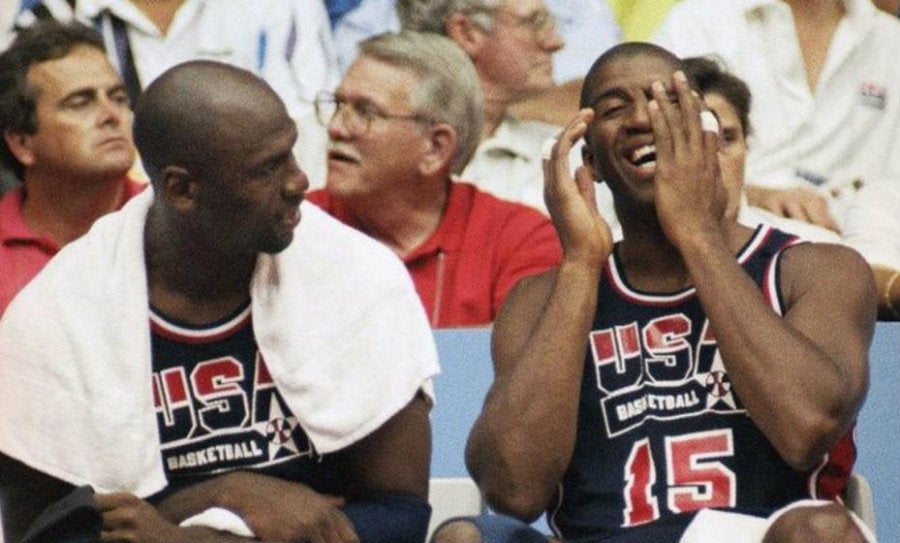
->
[306,30,562,328]
[396,0,568,215]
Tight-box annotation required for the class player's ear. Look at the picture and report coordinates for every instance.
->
[161,165,198,212]
[581,136,598,178]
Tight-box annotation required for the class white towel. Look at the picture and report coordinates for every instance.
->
[0,189,439,497]
[679,500,877,543]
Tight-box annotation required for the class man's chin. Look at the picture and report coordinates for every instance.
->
[258,233,295,255]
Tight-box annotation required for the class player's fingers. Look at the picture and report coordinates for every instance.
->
[94,492,134,511]
[100,527,131,542]
[324,495,347,508]
[649,79,680,158]
[674,70,703,150]
[331,508,360,543]
[574,166,599,214]
[647,97,670,164]
[701,125,721,181]
[544,109,594,211]
[551,109,593,183]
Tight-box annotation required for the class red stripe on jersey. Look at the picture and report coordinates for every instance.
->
[150,304,252,345]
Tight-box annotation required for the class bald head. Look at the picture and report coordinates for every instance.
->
[580,42,684,109]
[133,60,287,185]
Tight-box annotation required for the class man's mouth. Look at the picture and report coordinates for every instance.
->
[327,143,361,164]
[629,144,657,172]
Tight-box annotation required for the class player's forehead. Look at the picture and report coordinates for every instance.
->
[585,53,681,105]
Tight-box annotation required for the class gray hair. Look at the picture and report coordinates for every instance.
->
[359,31,484,174]
[396,0,504,35]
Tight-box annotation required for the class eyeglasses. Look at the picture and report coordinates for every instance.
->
[314,91,431,136]
[469,6,559,41]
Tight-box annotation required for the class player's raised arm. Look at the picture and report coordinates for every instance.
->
[465,110,612,521]
[648,68,875,471]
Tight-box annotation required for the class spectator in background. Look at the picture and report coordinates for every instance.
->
[328,0,620,133]
[15,0,338,187]
[0,20,144,316]
[507,0,621,127]
[654,0,900,235]
[307,31,561,328]
[0,1,22,196]
[0,59,437,543]
[843,182,900,320]
[397,0,565,214]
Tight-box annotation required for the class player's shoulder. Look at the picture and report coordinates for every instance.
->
[781,239,870,273]
[779,240,874,299]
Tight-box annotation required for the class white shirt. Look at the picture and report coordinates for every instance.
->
[461,116,560,214]
[20,0,337,110]
[18,0,337,189]
[0,0,19,50]
[547,0,621,84]
[738,202,842,244]
[331,0,398,76]
[593,188,842,245]
[842,182,900,269]
[654,0,900,227]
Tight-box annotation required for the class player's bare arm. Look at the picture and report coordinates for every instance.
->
[466,111,612,521]
[336,392,432,502]
[648,71,876,471]
[157,393,431,543]
[152,471,353,543]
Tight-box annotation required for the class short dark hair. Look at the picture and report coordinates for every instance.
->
[580,42,684,110]
[0,20,105,179]
[682,55,752,136]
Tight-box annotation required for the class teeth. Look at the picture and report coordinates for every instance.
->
[631,145,656,164]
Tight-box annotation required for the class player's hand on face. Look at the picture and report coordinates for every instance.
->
[96,493,181,542]
[648,70,726,247]
[543,108,613,269]
[220,471,359,543]
[746,185,841,233]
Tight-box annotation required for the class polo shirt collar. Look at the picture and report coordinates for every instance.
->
[403,182,471,263]
[0,187,59,253]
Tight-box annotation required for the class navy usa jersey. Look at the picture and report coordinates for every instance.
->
[149,304,337,499]
[547,225,854,541]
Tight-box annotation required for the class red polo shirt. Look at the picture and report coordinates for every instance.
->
[307,181,562,328]
[0,179,146,316]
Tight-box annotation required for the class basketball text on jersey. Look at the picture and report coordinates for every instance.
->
[590,317,741,438]
[150,306,316,480]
